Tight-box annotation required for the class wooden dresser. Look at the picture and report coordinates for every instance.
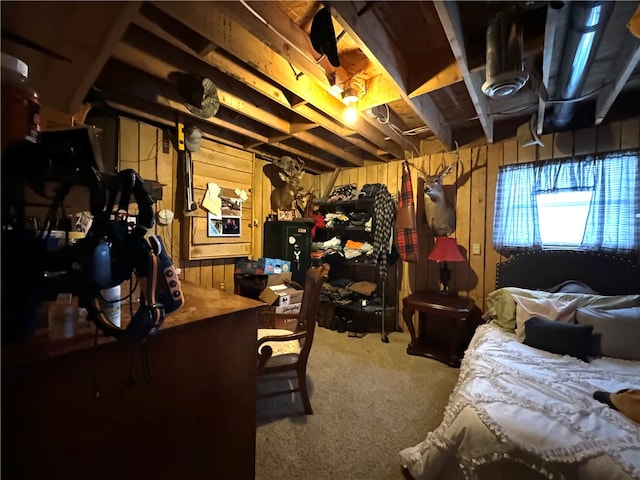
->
[2,282,263,480]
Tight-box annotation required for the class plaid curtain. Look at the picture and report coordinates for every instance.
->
[493,149,639,254]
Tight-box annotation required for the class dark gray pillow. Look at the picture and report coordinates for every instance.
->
[544,280,599,295]
[524,316,594,362]
[575,307,640,361]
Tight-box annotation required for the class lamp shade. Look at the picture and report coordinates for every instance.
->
[428,237,465,262]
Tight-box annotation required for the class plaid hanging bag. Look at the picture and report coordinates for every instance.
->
[396,161,418,262]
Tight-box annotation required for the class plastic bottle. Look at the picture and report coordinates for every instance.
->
[99,285,122,328]
[1,52,40,155]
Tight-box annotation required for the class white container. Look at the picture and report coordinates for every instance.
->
[99,285,121,327]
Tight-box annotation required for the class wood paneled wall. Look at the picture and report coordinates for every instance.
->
[118,116,640,321]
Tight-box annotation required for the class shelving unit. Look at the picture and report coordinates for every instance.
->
[313,198,398,340]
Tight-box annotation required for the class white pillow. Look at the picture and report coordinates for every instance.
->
[513,295,579,341]
[485,287,640,334]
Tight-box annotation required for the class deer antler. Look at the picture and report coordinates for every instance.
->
[404,158,428,178]
[437,141,460,178]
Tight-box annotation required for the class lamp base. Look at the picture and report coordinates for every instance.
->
[439,261,452,294]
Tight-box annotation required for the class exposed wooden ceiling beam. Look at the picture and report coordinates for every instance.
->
[1,2,142,114]
[96,63,271,142]
[434,1,493,144]
[595,34,640,125]
[213,1,330,87]
[287,131,364,167]
[408,62,463,98]
[104,97,259,154]
[150,1,405,160]
[133,11,294,109]
[120,22,373,167]
[105,91,330,175]
[71,2,142,111]
[135,8,393,162]
[98,57,366,170]
[227,2,459,120]
[358,65,464,112]
[328,1,452,151]
[114,30,292,133]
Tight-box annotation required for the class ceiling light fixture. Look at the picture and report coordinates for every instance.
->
[342,87,359,106]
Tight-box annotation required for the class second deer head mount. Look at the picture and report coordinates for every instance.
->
[263,155,310,215]
[407,142,460,237]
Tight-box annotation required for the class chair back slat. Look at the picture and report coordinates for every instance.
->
[297,264,329,350]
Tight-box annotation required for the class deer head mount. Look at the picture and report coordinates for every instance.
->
[263,156,310,215]
[409,147,459,237]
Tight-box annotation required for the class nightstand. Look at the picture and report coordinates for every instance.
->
[402,292,475,367]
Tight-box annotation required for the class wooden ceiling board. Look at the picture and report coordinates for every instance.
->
[3,0,640,172]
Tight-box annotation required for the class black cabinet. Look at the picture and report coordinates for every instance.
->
[313,199,398,337]
[263,221,312,285]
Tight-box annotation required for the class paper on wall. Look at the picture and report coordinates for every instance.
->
[202,182,222,215]
[235,188,248,202]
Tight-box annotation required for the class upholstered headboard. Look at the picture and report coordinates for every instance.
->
[496,251,640,295]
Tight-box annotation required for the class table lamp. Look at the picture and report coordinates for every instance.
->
[427,237,465,293]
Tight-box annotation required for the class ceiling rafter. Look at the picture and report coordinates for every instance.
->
[71,2,143,110]
[124,12,372,167]
[434,1,493,144]
[97,61,331,173]
[150,1,406,161]
[135,4,403,161]
[213,1,330,87]
[595,35,640,125]
[227,1,459,121]
[328,1,453,151]
[5,1,639,175]
[114,29,292,134]
[96,61,272,142]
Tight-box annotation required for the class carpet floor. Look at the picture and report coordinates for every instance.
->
[255,326,460,480]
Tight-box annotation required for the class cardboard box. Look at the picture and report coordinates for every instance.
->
[265,272,291,287]
[259,283,303,306]
[274,303,301,315]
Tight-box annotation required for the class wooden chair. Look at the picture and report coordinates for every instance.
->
[257,264,329,414]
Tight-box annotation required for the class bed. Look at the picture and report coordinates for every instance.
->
[400,251,640,480]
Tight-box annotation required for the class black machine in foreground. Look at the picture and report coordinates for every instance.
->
[2,134,183,345]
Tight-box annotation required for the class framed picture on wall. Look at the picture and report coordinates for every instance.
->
[208,212,241,237]
[206,186,243,238]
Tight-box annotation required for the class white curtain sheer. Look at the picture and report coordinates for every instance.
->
[493,149,639,254]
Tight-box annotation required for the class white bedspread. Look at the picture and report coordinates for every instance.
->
[400,324,640,480]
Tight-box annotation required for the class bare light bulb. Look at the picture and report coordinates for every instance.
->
[344,106,358,123]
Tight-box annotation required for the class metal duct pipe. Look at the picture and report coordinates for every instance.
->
[482,6,529,98]
[551,1,613,129]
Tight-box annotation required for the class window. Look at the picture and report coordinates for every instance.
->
[493,150,639,254]
[536,190,593,247]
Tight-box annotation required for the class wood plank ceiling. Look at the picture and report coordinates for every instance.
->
[2,1,640,174]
